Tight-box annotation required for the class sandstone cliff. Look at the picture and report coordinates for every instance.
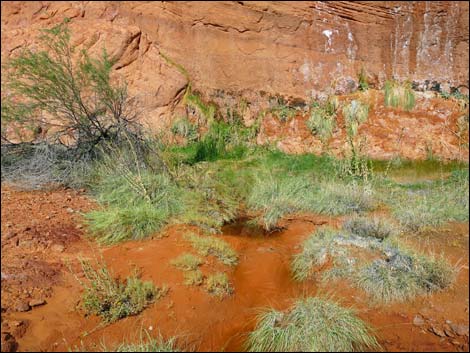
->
[1,1,469,160]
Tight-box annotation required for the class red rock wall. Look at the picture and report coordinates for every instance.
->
[1,2,469,161]
[2,2,468,111]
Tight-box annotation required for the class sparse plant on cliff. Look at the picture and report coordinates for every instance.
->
[384,80,415,111]
[307,96,339,151]
[171,117,198,142]
[358,67,369,91]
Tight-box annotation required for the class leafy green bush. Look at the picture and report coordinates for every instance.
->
[247,296,379,352]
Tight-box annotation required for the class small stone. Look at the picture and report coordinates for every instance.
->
[66,207,74,213]
[15,302,30,312]
[451,340,461,346]
[413,315,425,326]
[8,321,22,328]
[29,299,46,307]
[431,326,446,337]
[51,244,65,253]
[76,224,83,230]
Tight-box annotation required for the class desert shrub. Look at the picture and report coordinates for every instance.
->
[355,246,457,303]
[2,19,142,156]
[205,272,233,297]
[307,96,339,149]
[1,21,153,190]
[184,270,204,286]
[247,296,379,352]
[171,253,204,271]
[384,80,415,111]
[291,227,346,281]
[77,259,165,323]
[343,216,397,240]
[184,233,238,266]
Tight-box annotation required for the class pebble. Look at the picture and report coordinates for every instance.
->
[51,244,65,253]
[413,315,425,326]
[430,326,446,337]
[29,299,46,307]
[15,303,30,312]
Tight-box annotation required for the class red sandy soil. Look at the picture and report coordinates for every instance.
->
[1,184,469,352]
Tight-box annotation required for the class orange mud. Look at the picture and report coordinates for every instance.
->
[1,185,469,352]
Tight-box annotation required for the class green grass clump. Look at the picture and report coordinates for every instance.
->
[311,181,376,215]
[78,260,165,323]
[86,204,171,244]
[291,227,346,281]
[387,169,469,231]
[184,270,204,286]
[247,176,317,231]
[205,272,233,297]
[247,296,379,352]
[355,246,457,303]
[171,253,204,271]
[184,233,238,266]
[384,80,415,111]
[343,216,397,240]
[248,175,376,231]
[307,96,339,147]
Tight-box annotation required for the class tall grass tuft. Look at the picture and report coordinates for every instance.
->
[247,296,380,352]
[384,80,415,111]
[355,246,458,303]
[307,96,339,149]
[291,227,345,281]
